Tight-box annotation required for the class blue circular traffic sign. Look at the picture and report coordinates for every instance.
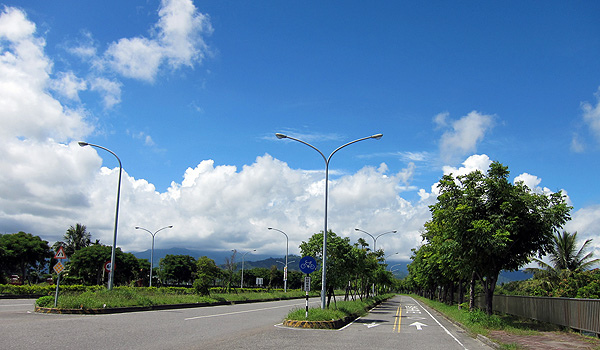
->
[299,256,317,274]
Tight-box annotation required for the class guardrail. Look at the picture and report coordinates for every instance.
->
[475,295,600,335]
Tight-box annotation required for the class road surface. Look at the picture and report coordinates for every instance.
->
[1,295,492,349]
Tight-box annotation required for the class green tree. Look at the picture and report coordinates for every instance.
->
[0,232,52,283]
[69,244,140,286]
[159,254,197,285]
[299,230,354,307]
[526,231,599,285]
[425,161,571,314]
[547,231,598,272]
[55,223,92,257]
[194,256,220,295]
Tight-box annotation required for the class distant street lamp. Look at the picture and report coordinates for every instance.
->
[135,225,173,287]
[240,250,256,288]
[78,141,121,290]
[384,252,399,262]
[268,227,289,292]
[276,132,383,309]
[355,228,397,296]
[354,228,397,252]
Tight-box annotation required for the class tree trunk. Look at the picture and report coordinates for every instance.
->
[457,278,465,308]
[481,273,498,315]
[469,271,476,311]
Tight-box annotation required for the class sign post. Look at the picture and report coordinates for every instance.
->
[53,247,67,307]
[299,256,318,318]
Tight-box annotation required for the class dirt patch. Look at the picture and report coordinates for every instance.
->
[488,330,600,350]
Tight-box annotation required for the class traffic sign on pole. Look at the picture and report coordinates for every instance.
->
[54,246,66,260]
[104,261,112,273]
[53,261,64,274]
[299,256,317,274]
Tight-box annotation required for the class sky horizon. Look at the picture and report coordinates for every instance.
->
[1,1,599,266]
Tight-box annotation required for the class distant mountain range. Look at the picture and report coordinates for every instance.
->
[130,247,532,284]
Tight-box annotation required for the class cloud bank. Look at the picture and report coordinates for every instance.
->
[0,3,598,265]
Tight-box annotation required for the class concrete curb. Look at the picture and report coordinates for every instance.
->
[422,303,501,349]
[282,298,389,329]
[477,334,501,349]
[283,316,355,329]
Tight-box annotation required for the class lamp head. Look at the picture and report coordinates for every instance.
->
[268,227,273,230]
[135,226,141,229]
[78,141,89,147]
[167,225,173,228]
[392,230,397,233]
[371,134,383,140]
[275,133,287,139]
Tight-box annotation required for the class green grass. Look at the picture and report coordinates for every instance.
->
[36,287,317,309]
[413,295,561,336]
[412,295,567,350]
[286,294,394,321]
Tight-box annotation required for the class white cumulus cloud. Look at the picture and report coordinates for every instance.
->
[104,0,212,82]
[438,111,494,163]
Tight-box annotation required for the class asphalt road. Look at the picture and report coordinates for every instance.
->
[1,295,492,350]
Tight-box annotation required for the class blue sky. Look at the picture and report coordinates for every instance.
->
[1,0,600,264]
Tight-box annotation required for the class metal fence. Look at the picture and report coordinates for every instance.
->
[476,295,600,335]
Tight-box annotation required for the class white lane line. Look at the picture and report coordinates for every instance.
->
[184,301,307,321]
[0,304,35,307]
[411,298,469,350]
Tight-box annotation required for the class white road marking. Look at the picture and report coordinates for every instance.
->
[409,321,427,330]
[412,298,469,350]
[184,301,307,321]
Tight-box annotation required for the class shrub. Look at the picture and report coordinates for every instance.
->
[467,309,505,329]
[36,296,54,307]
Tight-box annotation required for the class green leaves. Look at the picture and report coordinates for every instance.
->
[410,161,572,314]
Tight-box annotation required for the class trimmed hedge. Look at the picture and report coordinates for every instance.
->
[0,284,104,296]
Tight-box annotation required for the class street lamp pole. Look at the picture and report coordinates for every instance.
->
[268,227,289,292]
[276,133,383,309]
[354,228,397,253]
[240,250,255,288]
[135,225,173,287]
[78,141,121,290]
[355,228,397,296]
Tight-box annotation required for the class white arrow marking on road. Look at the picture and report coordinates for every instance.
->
[410,321,428,330]
[365,322,380,328]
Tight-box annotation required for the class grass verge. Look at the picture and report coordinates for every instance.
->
[411,295,578,350]
[285,293,394,322]
[36,287,317,309]
[413,295,562,337]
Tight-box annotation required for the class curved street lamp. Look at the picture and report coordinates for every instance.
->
[78,141,122,290]
[384,252,399,262]
[268,227,289,292]
[240,250,256,288]
[354,228,397,252]
[355,228,397,296]
[276,133,383,308]
[135,225,173,287]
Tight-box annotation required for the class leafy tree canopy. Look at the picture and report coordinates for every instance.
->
[0,232,51,282]
[159,254,197,285]
[417,161,571,314]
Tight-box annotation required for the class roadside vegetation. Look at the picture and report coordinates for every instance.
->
[413,295,562,337]
[285,293,394,322]
[33,286,318,309]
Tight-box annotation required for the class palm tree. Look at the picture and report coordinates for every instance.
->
[54,223,91,257]
[527,231,599,282]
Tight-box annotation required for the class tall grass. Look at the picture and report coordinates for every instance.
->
[286,294,393,321]
[413,295,561,337]
[36,287,315,309]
